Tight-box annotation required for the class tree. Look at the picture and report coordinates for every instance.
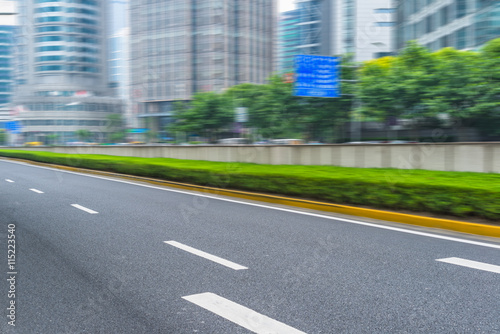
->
[169,92,233,142]
[75,129,91,142]
[144,129,158,143]
[46,134,59,146]
[466,38,500,139]
[106,114,126,143]
[0,130,7,145]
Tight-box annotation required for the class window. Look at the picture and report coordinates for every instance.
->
[455,27,467,49]
[36,26,63,33]
[36,45,64,52]
[35,6,63,13]
[375,22,396,27]
[36,55,64,62]
[456,0,467,18]
[374,8,395,14]
[36,36,64,43]
[374,52,394,58]
[36,65,63,71]
[426,15,432,33]
[440,34,450,48]
[36,16,64,23]
[440,6,449,26]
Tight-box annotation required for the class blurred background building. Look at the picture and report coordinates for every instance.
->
[278,9,300,74]
[12,0,123,145]
[395,0,500,51]
[0,0,16,129]
[340,0,394,61]
[130,0,276,137]
[277,0,395,72]
[108,0,129,100]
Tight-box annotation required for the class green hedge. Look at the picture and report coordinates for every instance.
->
[1,149,499,221]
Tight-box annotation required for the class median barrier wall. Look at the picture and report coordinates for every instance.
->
[10,142,500,173]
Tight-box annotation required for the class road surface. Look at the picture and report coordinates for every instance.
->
[1,159,499,333]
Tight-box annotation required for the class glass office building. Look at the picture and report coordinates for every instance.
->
[292,0,394,63]
[278,10,300,73]
[395,0,500,51]
[0,0,16,109]
[13,0,123,144]
[0,25,14,108]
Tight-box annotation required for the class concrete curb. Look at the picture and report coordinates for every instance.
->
[5,157,500,238]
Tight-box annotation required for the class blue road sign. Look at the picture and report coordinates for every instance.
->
[294,55,340,98]
[6,121,21,134]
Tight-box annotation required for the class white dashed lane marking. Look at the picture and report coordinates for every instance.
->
[71,204,98,214]
[164,241,247,270]
[437,257,500,274]
[183,292,307,334]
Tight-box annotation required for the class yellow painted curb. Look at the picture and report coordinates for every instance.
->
[4,157,500,238]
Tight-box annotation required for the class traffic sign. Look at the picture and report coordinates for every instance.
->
[293,55,340,98]
[5,121,22,134]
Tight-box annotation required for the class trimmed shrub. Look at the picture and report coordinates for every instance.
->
[0,149,498,221]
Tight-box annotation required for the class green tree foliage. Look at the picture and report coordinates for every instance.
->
[360,38,500,139]
[169,39,500,142]
[0,130,7,145]
[169,92,233,142]
[75,129,91,142]
[46,134,59,145]
[106,114,126,143]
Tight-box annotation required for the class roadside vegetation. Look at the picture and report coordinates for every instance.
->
[168,38,500,143]
[1,149,498,221]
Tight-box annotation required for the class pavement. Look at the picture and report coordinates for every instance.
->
[1,159,499,333]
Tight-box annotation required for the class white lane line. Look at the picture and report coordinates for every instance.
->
[71,204,98,214]
[164,241,247,270]
[29,188,44,194]
[436,257,500,274]
[5,179,14,183]
[2,159,500,250]
[183,292,306,334]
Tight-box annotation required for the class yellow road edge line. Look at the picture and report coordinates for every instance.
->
[4,157,500,238]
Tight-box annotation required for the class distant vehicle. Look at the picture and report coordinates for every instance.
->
[24,141,43,147]
[217,138,251,145]
[269,139,305,145]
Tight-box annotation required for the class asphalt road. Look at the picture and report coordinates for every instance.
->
[1,159,499,334]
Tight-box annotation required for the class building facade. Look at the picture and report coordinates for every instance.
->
[130,0,276,134]
[278,9,300,73]
[0,0,16,110]
[395,0,500,51]
[108,0,128,99]
[339,0,395,61]
[284,0,394,65]
[13,0,123,144]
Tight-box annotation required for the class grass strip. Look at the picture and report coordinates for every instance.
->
[1,149,499,221]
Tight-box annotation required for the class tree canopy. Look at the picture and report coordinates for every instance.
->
[168,38,500,142]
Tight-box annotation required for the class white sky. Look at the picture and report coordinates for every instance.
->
[279,0,295,12]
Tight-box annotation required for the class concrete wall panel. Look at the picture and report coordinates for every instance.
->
[9,143,500,173]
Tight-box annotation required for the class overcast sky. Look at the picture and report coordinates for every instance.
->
[279,0,295,12]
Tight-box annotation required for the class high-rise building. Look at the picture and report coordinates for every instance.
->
[339,0,394,61]
[130,0,276,134]
[13,0,123,144]
[0,0,16,110]
[278,9,300,73]
[108,0,129,99]
[395,0,500,52]
[295,0,322,55]
[287,0,394,64]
